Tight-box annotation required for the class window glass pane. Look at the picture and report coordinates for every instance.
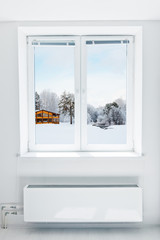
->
[86,41,127,144]
[34,44,75,144]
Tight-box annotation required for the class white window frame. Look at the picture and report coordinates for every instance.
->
[28,36,81,152]
[18,26,142,156]
[81,35,134,152]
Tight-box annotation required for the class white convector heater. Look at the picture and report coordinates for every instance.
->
[24,185,142,223]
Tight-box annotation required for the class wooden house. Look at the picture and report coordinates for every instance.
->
[35,110,60,124]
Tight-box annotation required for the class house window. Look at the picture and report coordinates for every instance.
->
[81,37,133,151]
[18,27,142,155]
[27,35,134,152]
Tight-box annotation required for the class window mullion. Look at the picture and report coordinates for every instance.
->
[126,37,134,150]
[74,37,81,150]
[28,43,36,151]
[80,37,88,151]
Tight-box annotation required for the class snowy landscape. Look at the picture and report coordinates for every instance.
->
[35,90,127,145]
[34,44,127,145]
[35,123,126,144]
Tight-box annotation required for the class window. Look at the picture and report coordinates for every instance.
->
[18,27,142,155]
[81,37,133,151]
[28,37,80,151]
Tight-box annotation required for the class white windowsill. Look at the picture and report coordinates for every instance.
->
[19,151,143,158]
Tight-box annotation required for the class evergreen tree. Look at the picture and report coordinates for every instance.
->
[103,102,119,115]
[58,91,75,124]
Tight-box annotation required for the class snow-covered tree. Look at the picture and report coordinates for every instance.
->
[96,106,104,121]
[40,90,59,113]
[87,112,92,124]
[93,99,126,128]
[108,106,125,125]
[35,92,41,110]
[103,102,119,115]
[60,114,70,123]
[58,91,75,124]
[87,104,98,123]
[115,98,126,108]
[115,98,126,124]
[104,101,126,125]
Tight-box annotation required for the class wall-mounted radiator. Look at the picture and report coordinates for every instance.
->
[24,185,142,223]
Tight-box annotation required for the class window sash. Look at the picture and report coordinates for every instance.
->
[81,36,134,151]
[28,35,134,152]
[28,36,81,151]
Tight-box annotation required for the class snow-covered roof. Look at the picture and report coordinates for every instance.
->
[35,109,60,115]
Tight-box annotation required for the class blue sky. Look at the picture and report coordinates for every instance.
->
[35,46,75,96]
[35,43,126,107]
[87,44,126,107]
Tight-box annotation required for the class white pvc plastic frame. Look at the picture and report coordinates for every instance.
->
[81,36,134,151]
[18,26,142,155]
[28,35,133,152]
[28,36,81,151]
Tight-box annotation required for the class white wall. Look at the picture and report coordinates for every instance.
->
[0,21,160,225]
[1,0,160,21]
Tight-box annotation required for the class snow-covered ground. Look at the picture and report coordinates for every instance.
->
[35,123,75,144]
[35,123,126,144]
[87,124,126,144]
